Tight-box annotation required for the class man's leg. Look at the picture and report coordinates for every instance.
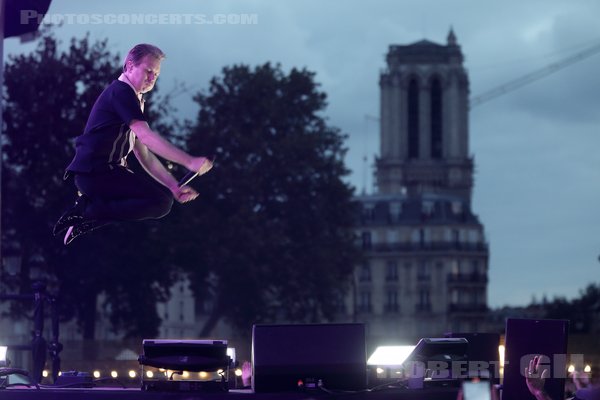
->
[75,168,174,222]
[57,168,174,244]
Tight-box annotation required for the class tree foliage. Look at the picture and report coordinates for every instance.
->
[178,63,360,335]
[542,283,600,333]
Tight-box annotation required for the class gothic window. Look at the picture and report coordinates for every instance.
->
[431,77,443,159]
[408,78,420,159]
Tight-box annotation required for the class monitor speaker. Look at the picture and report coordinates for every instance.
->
[252,323,366,393]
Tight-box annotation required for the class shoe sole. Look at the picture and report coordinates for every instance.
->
[64,226,75,245]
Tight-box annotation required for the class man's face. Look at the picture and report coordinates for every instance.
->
[126,55,161,94]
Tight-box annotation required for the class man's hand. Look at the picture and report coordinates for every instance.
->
[525,355,552,400]
[188,156,213,175]
[173,185,199,203]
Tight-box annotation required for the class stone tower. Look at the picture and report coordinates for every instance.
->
[346,30,489,346]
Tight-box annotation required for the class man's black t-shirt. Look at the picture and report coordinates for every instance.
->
[67,80,145,173]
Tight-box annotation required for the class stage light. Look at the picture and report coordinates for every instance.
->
[234,369,243,377]
[217,369,224,375]
[182,371,190,378]
[227,347,236,364]
[58,371,62,376]
[584,365,592,373]
[199,371,208,379]
[146,370,154,378]
[0,346,8,367]
[568,365,576,373]
[111,370,118,378]
[367,346,415,366]
[128,370,137,378]
[42,370,49,378]
[93,370,101,378]
[498,345,505,367]
[376,367,385,374]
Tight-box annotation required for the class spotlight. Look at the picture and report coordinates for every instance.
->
[568,365,576,373]
[182,371,190,378]
[234,369,243,377]
[146,370,154,378]
[367,346,415,366]
[227,348,236,365]
[0,346,8,367]
[42,370,49,378]
[111,371,118,378]
[93,371,101,379]
[498,345,505,367]
[128,370,137,378]
[584,365,592,373]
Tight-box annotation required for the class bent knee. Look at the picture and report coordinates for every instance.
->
[148,195,173,219]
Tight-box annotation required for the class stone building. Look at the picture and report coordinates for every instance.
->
[344,30,489,346]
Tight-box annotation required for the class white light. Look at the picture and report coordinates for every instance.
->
[182,371,190,378]
[0,346,7,366]
[146,370,154,378]
[199,371,208,379]
[58,371,62,377]
[376,367,385,374]
[584,365,592,373]
[111,371,118,378]
[128,370,137,378]
[498,345,505,368]
[42,370,49,378]
[234,369,243,377]
[93,371,101,378]
[227,348,236,364]
[217,369,224,375]
[367,346,415,366]
[568,365,576,373]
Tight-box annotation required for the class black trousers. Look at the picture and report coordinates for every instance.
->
[74,167,173,222]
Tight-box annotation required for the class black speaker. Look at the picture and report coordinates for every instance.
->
[252,323,367,393]
[503,318,569,400]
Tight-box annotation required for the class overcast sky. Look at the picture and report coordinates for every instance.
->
[4,0,600,308]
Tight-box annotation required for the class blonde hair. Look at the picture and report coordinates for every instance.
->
[123,44,165,72]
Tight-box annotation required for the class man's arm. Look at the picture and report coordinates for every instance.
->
[130,120,208,173]
[133,140,198,203]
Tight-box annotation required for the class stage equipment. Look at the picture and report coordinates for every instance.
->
[397,338,468,389]
[0,346,7,367]
[0,280,62,384]
[138,339,232,393]
[445,332,501,383]
[252,323,367,393]
[502,318,569,400]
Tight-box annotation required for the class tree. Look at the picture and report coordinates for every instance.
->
[540,283,600,333]
[179,63,360,335]
[2,31,180,339]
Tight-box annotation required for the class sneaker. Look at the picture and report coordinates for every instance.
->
[63,220,108,245]
[53,194,89,236]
